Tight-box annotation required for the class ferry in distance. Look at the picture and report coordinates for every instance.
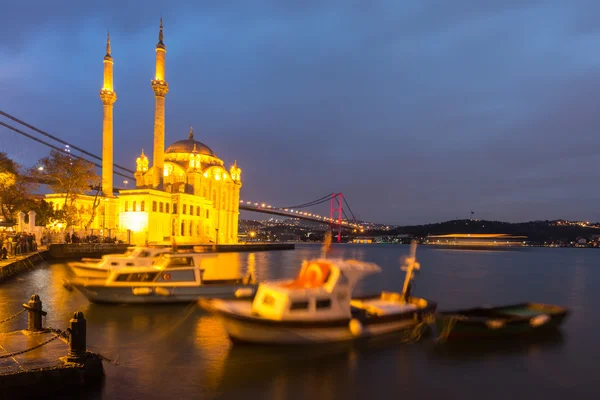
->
[425,233,528,250]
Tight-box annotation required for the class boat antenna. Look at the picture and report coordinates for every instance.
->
[321,231,332,258]
[401,240,420,301]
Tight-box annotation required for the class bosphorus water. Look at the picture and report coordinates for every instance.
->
[1,244,598,399]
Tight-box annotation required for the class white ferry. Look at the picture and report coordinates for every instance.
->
[67,246,172,279]
[69,252,257,304]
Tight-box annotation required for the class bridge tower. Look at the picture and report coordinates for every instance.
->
[151,18,169,189]
[100,32,117,197]
[329,193,343,243]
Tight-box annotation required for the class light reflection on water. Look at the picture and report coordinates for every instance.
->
[1,244,599,399]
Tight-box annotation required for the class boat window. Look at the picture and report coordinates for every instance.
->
[115,272,159,282]
[111,262,118,266]
[138,251,150,257]
[262,294,276,306]
[126,263,134,266]
[166,257,194,268]
[115,273,130,282]
[290,301,309,310]
[316,299,332,310]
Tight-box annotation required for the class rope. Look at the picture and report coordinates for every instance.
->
[0,329,65,359]
[436,316,459,344]
[95,352,120,365]
[0,309,26,324]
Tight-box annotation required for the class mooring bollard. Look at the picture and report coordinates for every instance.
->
[67,311,87,362]
[22,294,47,331]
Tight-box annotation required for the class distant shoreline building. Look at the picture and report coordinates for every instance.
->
[46,20,242,245]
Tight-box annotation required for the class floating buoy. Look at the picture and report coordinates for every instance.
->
[154,287,171,296]
[132,287,152,296]
[349,319,364,337]
[530,314,550,327]
[235,288,254,298]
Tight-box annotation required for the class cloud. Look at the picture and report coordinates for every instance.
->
[2,1,600,224]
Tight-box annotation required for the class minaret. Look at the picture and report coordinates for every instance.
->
[100,32,117,197]
[151,18,169,189]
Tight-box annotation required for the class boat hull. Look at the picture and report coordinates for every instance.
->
[435,302,569,341]
[71,282,257,304]
[68,262,111,279]
[204,298,437,345]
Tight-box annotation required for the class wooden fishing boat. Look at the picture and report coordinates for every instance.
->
[200,238,436,345]
[435,302,569,341]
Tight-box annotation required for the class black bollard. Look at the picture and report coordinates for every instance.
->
[22,294,47,331]
[67,311,87,362]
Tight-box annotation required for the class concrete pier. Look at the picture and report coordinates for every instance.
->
[0,251,49,283]
[0,298,103,398]
[183,243,295,253]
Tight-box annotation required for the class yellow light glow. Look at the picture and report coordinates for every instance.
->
[120,212,149,232]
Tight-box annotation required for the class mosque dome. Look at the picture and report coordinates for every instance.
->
[164,127,216,157]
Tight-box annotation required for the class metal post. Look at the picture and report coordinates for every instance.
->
[23,294,47,331]
[67,311,87,362]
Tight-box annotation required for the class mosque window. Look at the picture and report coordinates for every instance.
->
[206,210,209,219]
[173,204,178,214]
[133,201,136,212]
[152,201,157,212]
[189,221,193,236]
[196,206,200,216]
[181,222,185,236]
[183,204,187,215]
[159,202,164,213]
[124,201,128,212]
[166,203,170,213]
[196,223,200,236]
[141,201,145,212]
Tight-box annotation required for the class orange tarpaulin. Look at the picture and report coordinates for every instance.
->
[282,261,331,289]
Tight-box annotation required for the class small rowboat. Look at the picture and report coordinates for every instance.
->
[435,302,569,342]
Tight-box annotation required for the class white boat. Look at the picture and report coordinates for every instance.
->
[69,252,257,304]
[67,246,172,279]
[200,241,437,345]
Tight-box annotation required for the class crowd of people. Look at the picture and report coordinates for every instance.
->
[1,233,38,260]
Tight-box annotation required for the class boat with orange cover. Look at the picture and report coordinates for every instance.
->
[200,241,436,345]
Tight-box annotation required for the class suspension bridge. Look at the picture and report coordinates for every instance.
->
[1,110,366,242]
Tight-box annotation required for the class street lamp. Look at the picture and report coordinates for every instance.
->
[123,180,128,189]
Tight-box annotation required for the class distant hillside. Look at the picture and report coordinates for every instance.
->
[381,219,600,243]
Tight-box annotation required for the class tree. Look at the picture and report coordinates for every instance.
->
[24,199,58,227]
[0,152,36,222]
[37,150,99,228]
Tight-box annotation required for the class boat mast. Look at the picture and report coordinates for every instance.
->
[401,240,420,300]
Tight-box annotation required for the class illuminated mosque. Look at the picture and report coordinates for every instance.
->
[46,20,242,244]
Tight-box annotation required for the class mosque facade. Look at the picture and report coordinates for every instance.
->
[45,20,242,245]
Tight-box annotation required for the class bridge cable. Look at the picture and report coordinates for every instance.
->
[276,193,335,210]
[343,197,358,222]
[0,109,135,174]
[0,121,135,181]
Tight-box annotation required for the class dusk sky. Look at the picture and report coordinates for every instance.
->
[1,1,599,225]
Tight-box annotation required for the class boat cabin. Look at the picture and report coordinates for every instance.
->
[251,258,381,320]
[106,253,245,286]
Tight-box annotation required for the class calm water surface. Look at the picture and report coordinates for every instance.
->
[0,244,598,399]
